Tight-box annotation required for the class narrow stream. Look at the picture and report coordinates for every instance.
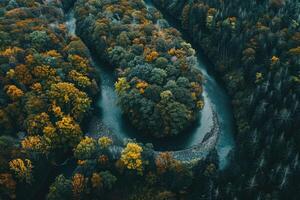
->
[66,3,234,168]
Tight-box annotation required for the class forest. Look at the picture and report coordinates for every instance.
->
[0,0,299,199]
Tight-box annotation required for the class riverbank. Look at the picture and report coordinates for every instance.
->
[67,0,234,169]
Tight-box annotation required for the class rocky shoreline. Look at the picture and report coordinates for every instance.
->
[87,108,220,163]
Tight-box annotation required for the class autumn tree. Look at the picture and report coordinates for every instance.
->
[120,142,143,173]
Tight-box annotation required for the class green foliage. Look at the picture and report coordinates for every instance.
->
[74,137,96,160]
[99,171,117,190]
[29,31,50,50]
[152,0,300,198]
[47,175,72,200]
[74,0,204,137]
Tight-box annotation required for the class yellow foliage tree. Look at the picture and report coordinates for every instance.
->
[21,136,44,152]
[145,51,159,62]
[98,136,113,149]
[0,47,23,57]
[68,54,90,73]
[48,115,82,149]
[120,143,143,173]
[5,85,24,101]
[48,82,91,120]
[32,65,56,80]
[115,77,130,94]
[51,102,63,118]
[9,159,33,183]
[25,112,52,135]
[136,81,149,94]
[68,70,92,88]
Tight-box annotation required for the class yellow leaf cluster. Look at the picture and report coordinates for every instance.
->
[6,69,15,79]
[115,77,130,94]
[271,56,280,64]
[43,50,62,58]
[190,82,202,95]
[77,160,87,165]
[25,54,34,64]
[43,125,56,137]
[30,82,42,92]
[68,54,90,73]
[77,136,95,149]
[120,143,143,172]
[0,47,23,57]
[255,72,264,84]
[136,81,149,94]
[9,159,33,183]
[168,48,185,58]
[98,136,113,149]
[21,136,43,151]
[56,116,75,130]
[68,70,92,88]
[51,102,63,117]
[5,85,24,100]
[145,51,159,62]
[32,65,56,79]
[26,112,52,135]
[197,100,205,109]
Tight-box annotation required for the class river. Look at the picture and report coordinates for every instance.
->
[66,2,235,169]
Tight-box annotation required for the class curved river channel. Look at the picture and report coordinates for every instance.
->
[66,3,235,168]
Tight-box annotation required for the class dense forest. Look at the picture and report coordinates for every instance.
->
[0,0,299,199]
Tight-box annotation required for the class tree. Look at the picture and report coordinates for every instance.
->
[116,31,130,47]
[98,136,113,149]
[99,171,117,190]
[45,116,82,151]
[14,64,32,85]
[115,77,130,94]
[21,136,45,153]
[136,81,149,94]
[157,91,192,135]
[120,142,143,173]
[68,70,92,88]
[9,159,33,183]
[29,31,50,50]
[47,175,72,200]
[25,112,52,135]
[47,82,91,120]
[0,173,16,200]
[67,54,91,74]
[74,136,96,160]
[72,173,86,199]
[149,68,167,85]
[5,85,24,101]
[145,51,159,62]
